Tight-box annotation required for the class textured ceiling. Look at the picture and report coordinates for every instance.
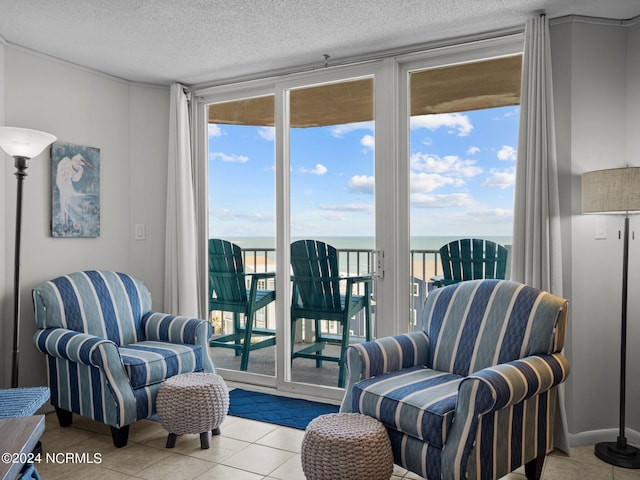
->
[0,0,639,86]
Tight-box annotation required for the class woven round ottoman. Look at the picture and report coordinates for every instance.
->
[156,372,229,449]
[301,413,393,480]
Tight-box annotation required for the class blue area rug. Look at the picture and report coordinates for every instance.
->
[228,388,339,430]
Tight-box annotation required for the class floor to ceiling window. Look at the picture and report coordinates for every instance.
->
[195,33,524,400]
[206,94,277,378]
[287,76,376,388]
[405,55,522,331]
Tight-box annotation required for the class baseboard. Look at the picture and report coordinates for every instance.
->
[571,428,640,448]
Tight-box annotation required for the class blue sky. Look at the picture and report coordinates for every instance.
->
[208,105,519,239]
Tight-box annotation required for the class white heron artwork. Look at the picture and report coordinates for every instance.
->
[51,142,100,237]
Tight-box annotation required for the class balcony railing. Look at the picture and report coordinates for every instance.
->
[213,247,444,337]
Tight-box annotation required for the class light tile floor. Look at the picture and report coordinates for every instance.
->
[34,412,640,480]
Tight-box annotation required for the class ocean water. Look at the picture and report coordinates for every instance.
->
[224,235,513,251]
[222,235,512,277]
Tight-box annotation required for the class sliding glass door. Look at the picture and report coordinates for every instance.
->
[196,33,523,400]
[206,93,277,378]
[286,75,376,389]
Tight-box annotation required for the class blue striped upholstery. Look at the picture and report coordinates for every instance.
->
[340,279,569,480]
[353,366,463,448]
[119,341,204,388]
[32,271,215,445]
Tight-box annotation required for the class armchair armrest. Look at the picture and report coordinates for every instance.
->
[340,331,430,412]
[142,312,215,373]
[442,353,570,480]
[34,327,140,428]
[247,271,276,295]
[142,312,212,345]
[343,274,373,283]
[34,328,118,367]
[466,352,570,414]
[246,271,276,280]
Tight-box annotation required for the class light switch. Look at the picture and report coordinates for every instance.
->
[135,224,146,241]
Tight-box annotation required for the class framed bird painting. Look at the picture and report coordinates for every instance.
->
[51,141,100,238]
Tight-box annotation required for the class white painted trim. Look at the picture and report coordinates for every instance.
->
[570,428,640,448]
[550,14,640,28]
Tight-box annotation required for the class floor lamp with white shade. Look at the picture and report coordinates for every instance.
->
[582,166,640,469]
[0,126,57,388]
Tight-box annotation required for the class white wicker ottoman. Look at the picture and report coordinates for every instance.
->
[301,413,394,480]
[156,372,229,449]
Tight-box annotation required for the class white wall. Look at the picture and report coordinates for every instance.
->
[128,84,170,302]
[1,47,169,388]
[0,40,8,386]
[552,17,640,444]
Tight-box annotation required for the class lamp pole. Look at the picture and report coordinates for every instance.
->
[0,126,57,388]
[594,213,640,467]
[11,156,29,388]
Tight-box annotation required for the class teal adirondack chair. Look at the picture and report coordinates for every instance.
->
[432,238,508,287]
[208,239,276,371]
[290,239,372,388]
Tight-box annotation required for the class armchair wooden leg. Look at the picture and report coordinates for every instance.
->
[54,407,73,427]
[110,425,130,448]
[524,453,545,480]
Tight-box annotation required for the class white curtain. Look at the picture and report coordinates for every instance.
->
[512,15,569,452]
[164,83,199,317]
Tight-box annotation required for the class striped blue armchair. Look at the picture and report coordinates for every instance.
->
[32,271,214,448]
[340,279,569,480]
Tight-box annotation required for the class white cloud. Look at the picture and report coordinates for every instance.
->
[497,145,517,161]
[482,168,516,189]
[318,203,373,212]
[208,124,222,137]
[210,152,249,163]
[410,172,461,193]
[329,121,374,137]
[410,153,482,178]
[493,108,519,120]
[348,175,375,194]
[258,126,275,141]
[410,113,473,136]
[361,134,375,150]
[410,192,475,208]
[300,163,328,175]
[467,146,480,155]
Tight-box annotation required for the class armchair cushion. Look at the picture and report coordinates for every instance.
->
[119,341,205,389]
[352,365,463,449]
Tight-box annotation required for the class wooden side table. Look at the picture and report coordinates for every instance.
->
[0,415,45,480]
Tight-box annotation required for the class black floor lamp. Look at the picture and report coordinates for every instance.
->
[582,166,640,469]
[0,126,57,388]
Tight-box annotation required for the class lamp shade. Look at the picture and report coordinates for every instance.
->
[582,167,640,214]
[0,126,57,159]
